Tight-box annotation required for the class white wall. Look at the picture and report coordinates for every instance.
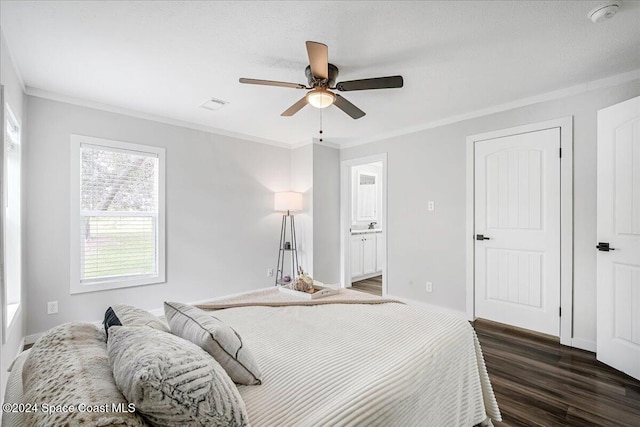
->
[341,78,640,345]
[290,144,313,275]
[25,96,291,335]
[0,29,26,404]
[312,144,340,284]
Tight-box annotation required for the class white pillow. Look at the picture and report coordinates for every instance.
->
[164,301,262,386]
[108,326,249,427]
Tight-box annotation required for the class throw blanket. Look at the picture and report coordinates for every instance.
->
[195,287,402,310]
[197,288,502,426]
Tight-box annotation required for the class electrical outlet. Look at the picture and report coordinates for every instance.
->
[425,282,433,293]
[267,268,274,277]
[428,201,435,211]
[47,301,58,315]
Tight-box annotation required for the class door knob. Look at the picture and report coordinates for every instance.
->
[476,234,490,240]
[596,242,615,252]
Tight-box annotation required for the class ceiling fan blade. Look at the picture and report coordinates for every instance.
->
[281,96,309,116]
[305,41,328,80]
[333,94,365,119]
[239,78,307,89]
[335,75,404,92]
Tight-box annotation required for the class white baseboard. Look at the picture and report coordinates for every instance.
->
[386,294,468,320]
[570,337,596,353]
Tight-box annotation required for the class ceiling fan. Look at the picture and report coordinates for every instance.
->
[239,41,403,120]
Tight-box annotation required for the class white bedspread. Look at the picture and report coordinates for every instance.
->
[207,300,501,426]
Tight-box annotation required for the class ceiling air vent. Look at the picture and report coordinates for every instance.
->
[200,98,229,111]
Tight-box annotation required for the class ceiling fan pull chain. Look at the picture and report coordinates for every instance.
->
[319,108,323,142]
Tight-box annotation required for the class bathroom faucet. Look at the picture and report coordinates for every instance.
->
[368,222,377,229]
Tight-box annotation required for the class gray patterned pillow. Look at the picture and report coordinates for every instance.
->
[164,302,261,385]
[104,304,169,338]
[22,322,147,427]
[108,326,249,427]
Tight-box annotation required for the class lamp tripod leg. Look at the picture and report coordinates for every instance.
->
[276,214,286,285]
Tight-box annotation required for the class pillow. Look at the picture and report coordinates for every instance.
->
[22,322,147,427]
[164,301,261,385]
[103,304,169,338]
[108,326,249,427]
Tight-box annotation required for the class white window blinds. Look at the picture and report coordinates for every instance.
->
[79,143,159,283]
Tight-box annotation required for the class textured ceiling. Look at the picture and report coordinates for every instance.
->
[2,1,640,146]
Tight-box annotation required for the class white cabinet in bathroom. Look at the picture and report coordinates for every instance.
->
[350,232,382,280]
[362,236,376,275]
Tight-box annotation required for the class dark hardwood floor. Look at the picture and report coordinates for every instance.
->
[474,319,640,427]
[351,275,382,296]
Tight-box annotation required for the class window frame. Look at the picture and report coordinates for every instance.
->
[2,94,23,341]
[70,134,166,294]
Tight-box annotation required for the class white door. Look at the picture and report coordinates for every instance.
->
[362,236,376,275]
[350,235,363,278]
[376,233,384,273]
[596,96,640,381]
[475,128,561,336]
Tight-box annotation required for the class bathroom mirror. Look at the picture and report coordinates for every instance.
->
[355,172,378,222]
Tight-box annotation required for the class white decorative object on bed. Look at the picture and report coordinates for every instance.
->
[278,281,340,299]
[3,288,501,427]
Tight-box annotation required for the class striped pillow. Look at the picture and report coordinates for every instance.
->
[108,326,249,427]
[164,301,262,385]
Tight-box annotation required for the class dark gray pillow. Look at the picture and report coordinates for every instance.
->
[108,326,249,427]
[164,302,261,385]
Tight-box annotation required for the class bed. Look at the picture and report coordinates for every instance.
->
[3,288,501,426]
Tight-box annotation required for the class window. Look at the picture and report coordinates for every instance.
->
[3,101,22,329]
[70,135,165,294]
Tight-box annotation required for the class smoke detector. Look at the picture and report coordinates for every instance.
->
[588,1,621,23]
[200,98,229,111]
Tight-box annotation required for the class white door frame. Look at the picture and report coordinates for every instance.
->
[341,153,388,296]
[466,117,573,346]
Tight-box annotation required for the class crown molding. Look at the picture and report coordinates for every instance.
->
[24,86,293,149]
[340,68,640,149]
[23,67,640,151]
[290,138,340,150]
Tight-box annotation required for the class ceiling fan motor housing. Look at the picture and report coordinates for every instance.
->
[306,63,339,87]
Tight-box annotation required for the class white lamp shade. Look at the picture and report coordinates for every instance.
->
[306,89,335,109]
[274,191,303,212]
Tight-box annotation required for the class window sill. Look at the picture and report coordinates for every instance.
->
[6,303,20,328]
[70,274,165,294]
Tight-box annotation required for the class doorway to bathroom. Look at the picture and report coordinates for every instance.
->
[340,154,387,296]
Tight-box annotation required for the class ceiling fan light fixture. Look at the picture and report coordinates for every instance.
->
[306,89,335,109]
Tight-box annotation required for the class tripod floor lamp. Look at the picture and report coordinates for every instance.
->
[274,191,302,286]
